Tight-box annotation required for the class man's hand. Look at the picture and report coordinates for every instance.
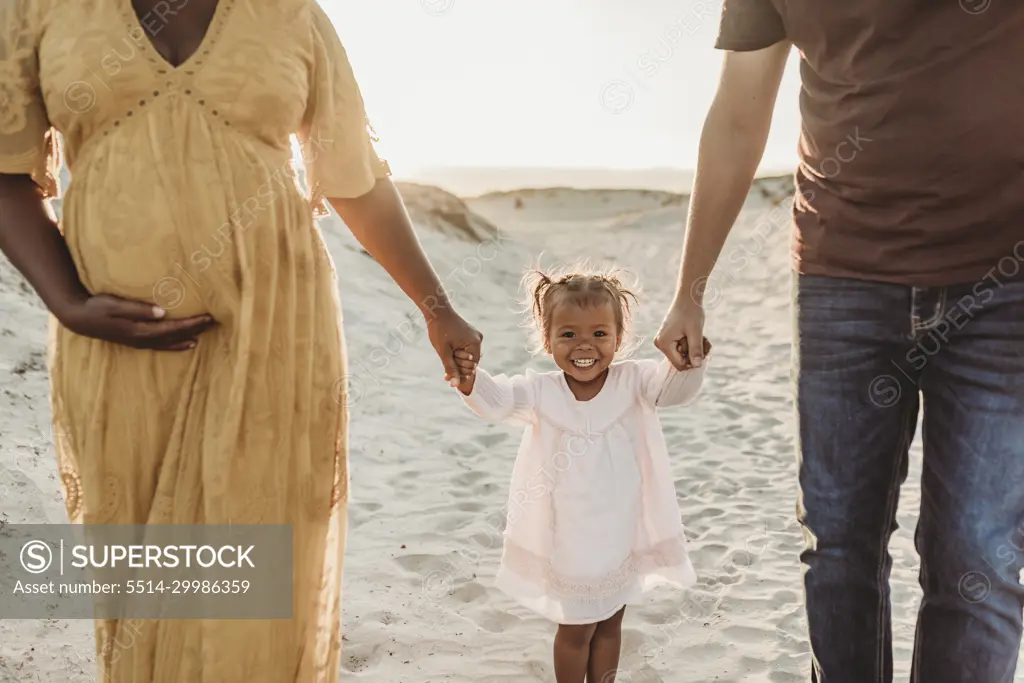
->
[655,301,707,371]
[678,335,713,370]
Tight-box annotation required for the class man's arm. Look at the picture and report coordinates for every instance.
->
[655,42,791,369]
[676,42,791,307]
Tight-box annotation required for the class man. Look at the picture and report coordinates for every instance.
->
[654,2,1024,682]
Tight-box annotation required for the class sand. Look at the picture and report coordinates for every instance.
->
[0,176,987,682]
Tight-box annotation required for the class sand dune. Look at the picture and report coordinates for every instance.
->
[0,176,991,682]
[394,182,500,243]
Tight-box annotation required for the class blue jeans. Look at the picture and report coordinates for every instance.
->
[793,271,1024,683]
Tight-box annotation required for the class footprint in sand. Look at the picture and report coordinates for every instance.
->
[452,470,488,487]
[476,432,510,448]
[394,551,489,604]
[469,528,505,552]
[473,609,523,634]
[435,513,473,533]
[722,622,778,645]
[451,580,488,603]
[386,467,431,494]
[448,472,502,500]
[358,609,403,627]
[522,659,551,680]
[692,507,727,523]
[445,431,511,460]
[457,584,524,633]
[347,500,383,529]
[454,500,486,513]
[393,552,450,576]
[341,642,385,673]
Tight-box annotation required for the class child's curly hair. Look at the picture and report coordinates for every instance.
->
[520,258,641,356]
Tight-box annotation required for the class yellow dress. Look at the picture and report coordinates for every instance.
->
[0,1,390,680]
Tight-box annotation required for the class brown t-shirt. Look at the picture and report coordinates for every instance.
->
[716,1,1024,287]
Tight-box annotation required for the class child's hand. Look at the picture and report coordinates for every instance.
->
[677,337,712,370]
[447,349,478,395]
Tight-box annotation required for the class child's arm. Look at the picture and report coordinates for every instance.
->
[455,366,538,425]
[638,335,712,405]
[645,336,712,407]
[636,352,710,408]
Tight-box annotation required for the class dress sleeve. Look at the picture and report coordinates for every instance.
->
[637,357,709,408]
[298,2,391,214]
[459,368,538,426]
[715,0,787,52]
[0,0,60,198]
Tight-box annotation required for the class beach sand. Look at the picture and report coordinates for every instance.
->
[0,177,973,682]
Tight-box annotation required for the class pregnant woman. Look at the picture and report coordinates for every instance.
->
[0,1,481,681]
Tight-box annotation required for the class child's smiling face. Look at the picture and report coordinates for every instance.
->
[548,296,621,385]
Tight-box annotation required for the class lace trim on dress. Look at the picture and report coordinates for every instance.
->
[38,128,61,199]
[309,117,390,218]
[502,534,690,602]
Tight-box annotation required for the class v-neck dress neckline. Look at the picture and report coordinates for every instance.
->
[121,0,235,76]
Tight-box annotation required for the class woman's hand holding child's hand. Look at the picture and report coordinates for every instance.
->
[447,348,478,395]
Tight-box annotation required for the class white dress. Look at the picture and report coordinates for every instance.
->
[459,356,707,624]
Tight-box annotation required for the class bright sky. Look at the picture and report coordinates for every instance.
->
[323,0,804,177]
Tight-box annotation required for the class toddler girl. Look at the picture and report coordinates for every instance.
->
[449,263,710,683]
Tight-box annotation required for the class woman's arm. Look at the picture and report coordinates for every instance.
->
[0,175,216,349]
[327,179,454,320]
[0,175,88,319]
[328,180,482,383]
[301,6,482,383]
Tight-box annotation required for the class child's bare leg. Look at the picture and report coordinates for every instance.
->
[554,622,598,683]
[587,606,626,682]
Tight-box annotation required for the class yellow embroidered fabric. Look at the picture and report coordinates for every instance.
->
[0,1,390,680]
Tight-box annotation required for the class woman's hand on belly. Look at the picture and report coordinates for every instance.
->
[61,293,217,351]
[0,175,215,350]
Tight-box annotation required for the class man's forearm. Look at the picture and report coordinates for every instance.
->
[328,179,454,319]
[676,104,768,307]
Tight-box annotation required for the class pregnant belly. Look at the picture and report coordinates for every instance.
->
[61,181,223,320]
[60,163,308,323]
